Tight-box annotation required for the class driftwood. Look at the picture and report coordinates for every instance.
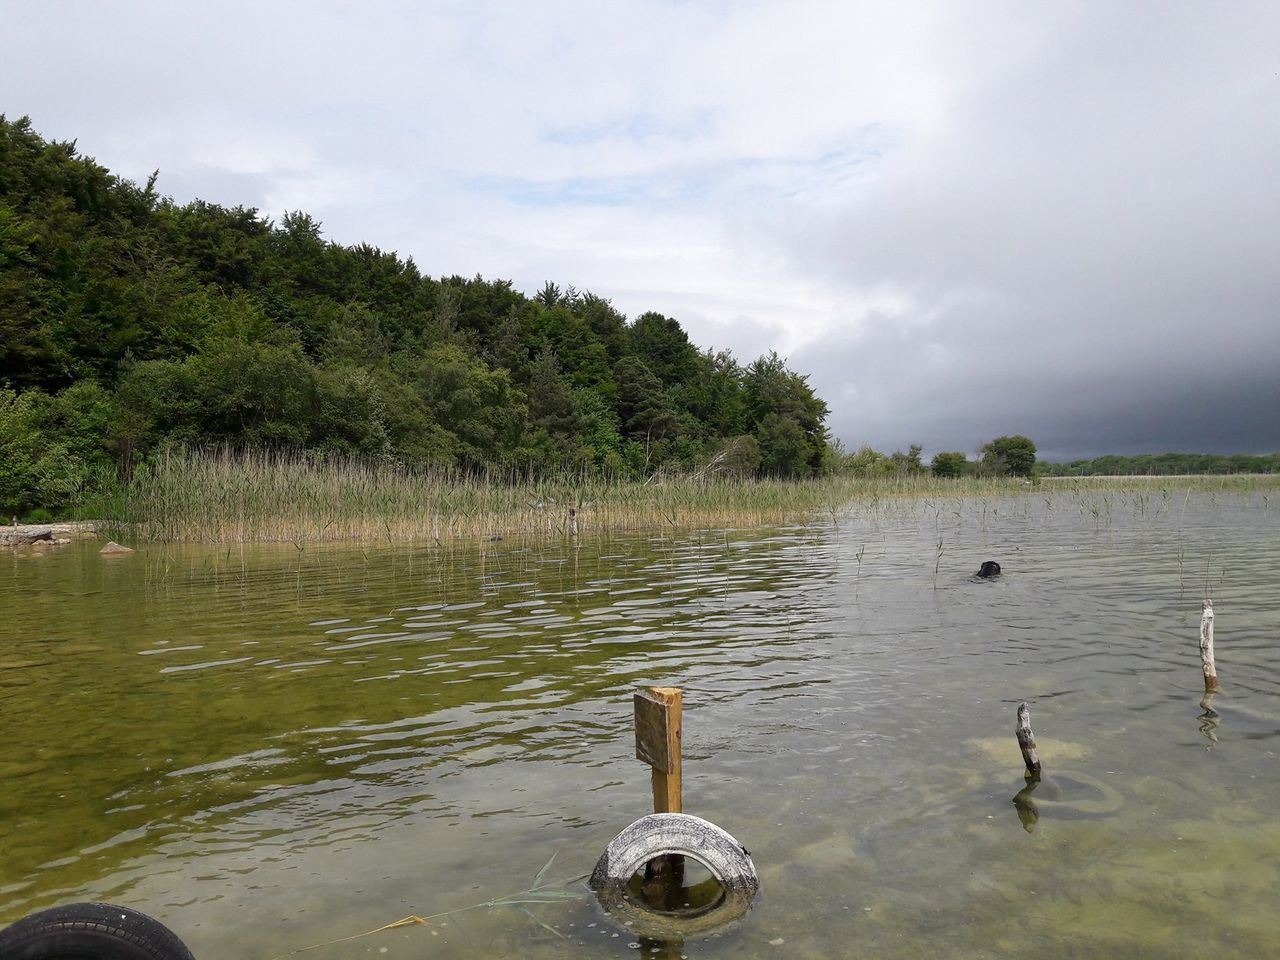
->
[1199,600,1218,691]
[1015,702,1041,776]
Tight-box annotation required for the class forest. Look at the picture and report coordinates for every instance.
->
[1037,452,1280,476]
[0,116,829,516]
[5,116,1273,523]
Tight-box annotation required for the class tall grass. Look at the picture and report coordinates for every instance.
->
[105,448,1280,544]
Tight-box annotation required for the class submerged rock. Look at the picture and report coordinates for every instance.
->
[99,541,136,556]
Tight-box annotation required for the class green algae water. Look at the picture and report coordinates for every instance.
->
[2,488,1278,959]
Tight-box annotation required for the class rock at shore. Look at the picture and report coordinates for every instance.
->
[1,522,98,548]
[0,527,53,546]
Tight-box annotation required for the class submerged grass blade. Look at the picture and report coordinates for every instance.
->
[264,862,586,960]
[265,915,428,960]
[531,851,557,889]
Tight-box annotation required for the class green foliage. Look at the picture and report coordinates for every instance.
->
[0,115,838,509]
[889,443,925,474]
[1038,451,1280,476]
[841,445,896,478]
[931,451,970,478]
[981,435,1037,478]
[631,311,699,386]
[743,352,829,477]
[712,435,762,478]
[0,385,113,516]
[570,388,623,471]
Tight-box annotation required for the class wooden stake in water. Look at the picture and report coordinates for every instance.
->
[569,507,578,538]
[1200,599,1218,692]
[1015,702,1041,776]
[634,686,682,812]
[634,686,684,905]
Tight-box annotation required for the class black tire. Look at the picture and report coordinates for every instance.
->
[0,902,195,960]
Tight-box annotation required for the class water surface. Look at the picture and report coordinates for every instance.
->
[2,489,1278,959]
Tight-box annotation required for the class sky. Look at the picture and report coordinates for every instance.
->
[4,1,1278,460]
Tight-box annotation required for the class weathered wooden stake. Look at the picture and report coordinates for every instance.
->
[634,686,684,905]
[569,507,578,538]
[1015,701,1041,777]
[634,686,682,812]
[1200,599,1218,692]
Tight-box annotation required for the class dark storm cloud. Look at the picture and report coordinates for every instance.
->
[780,3,1280,458]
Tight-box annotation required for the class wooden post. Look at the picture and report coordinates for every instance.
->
[1015,701,1041,777]
[569,507,578,538]
[634,686,682,812]
[1200,599,1218,692]
[634,686,683,906]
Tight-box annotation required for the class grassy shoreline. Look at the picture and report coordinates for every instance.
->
[93,449,1280,544]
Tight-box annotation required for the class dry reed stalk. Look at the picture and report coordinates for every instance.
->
[116,449,1271,544]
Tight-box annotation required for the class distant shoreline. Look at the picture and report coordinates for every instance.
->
[1040,473,1278,480]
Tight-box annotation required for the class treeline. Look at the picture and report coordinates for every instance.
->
[0,116,829,517]
[832,435,1037,479]
[1039,452,1280,476]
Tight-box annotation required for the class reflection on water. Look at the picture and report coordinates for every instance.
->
[1,489,1279,959]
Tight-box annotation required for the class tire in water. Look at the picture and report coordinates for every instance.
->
[590,813,759,939]
[0,902,196,960]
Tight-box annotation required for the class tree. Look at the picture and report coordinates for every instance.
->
[0,116,840,492]
[890,443,925,473]
[743,352,829,477]
[755,414,811,476]
[981,435,1037,477]
[614,356,676,441]
[630,311,699,386]
[405,345,525,466]
[844,445,895,477]
[931,451,968,478]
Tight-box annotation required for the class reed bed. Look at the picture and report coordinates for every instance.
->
[108,449,1279,544]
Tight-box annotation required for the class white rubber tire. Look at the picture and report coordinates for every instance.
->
[589,813,759,938]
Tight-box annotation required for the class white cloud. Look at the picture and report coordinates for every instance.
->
[3,0,1277,456]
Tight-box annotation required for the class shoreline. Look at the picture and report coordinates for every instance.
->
[5,474,1276,547]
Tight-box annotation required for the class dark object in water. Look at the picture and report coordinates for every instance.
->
[977,561,1001,578]
[0,901,195,960]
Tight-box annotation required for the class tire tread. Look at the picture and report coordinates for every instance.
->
[0,902,195,960]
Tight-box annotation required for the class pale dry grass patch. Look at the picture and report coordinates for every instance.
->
[109,449,1279,544]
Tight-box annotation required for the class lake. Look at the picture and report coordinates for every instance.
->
[2,487,1278,959]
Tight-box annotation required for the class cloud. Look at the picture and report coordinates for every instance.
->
[3,0,1276,457]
